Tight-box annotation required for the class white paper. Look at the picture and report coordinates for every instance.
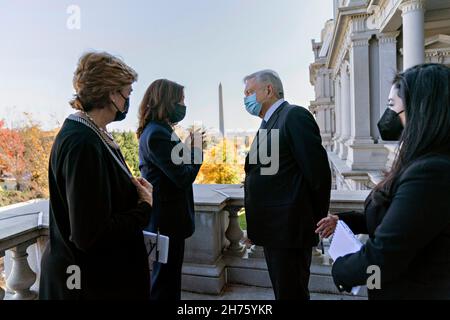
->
[329,220,363,295]
[143,231,170,264]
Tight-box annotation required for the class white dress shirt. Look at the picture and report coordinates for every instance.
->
[263,99,285,123]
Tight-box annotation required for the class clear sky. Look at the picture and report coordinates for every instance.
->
[0,0,333,132]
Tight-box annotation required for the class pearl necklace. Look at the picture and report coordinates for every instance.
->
[81,111,116,143]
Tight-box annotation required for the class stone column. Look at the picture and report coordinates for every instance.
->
[346,35,385,170]
[345,34,390,171]
[333,75,342,154]
[378,32,400,119]
[316,106,326,135]
[224,207,246,257]
[338,62,351,160]
[400,0,426,70]
[5,241,37,300]
[316,71,323,98]
[325,106,333,150]
[348,36,373,143]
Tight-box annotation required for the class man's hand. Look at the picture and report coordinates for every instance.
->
[315,214,338,239]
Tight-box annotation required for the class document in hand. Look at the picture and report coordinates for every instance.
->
[143,231,170,264]
[328,220,363,295]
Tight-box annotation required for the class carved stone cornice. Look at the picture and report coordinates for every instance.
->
[366,0,403,31]
[350,37,370,48]
[377,31,400,44]
[349,14,371,33]
[425,48,450,64]
[399,0,426,15]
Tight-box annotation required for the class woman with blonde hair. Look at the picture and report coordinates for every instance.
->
[39,51,153,300]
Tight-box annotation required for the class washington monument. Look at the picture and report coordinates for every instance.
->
[218,83,225,136]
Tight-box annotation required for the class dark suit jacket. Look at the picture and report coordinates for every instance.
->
[139,121,201,240]
[244,102,331,248]
[332,153,450,300]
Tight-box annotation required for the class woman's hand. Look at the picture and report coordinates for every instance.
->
[132,177,153,207]
[185,128,206,149]
[315,214,339,239]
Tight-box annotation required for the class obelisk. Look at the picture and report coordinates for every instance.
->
[218,83,225,137]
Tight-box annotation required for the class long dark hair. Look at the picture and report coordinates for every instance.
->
[137,79,184,138]
[375,63,450,194]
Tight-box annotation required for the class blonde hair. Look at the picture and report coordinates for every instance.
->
[70,51,138,112]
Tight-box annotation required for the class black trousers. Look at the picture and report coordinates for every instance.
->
[263,247,312,300]
[150,238,185,300]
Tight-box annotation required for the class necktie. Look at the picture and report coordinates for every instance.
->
[260,120,268,130]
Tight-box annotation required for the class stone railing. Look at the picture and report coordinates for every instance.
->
[183,185,369,294]
[0,185,370,299]
[0,200,49,300]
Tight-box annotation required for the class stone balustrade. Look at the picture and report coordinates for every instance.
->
[0,200,49,300]
[0,185,370,299]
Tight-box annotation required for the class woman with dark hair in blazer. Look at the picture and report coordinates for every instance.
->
[137,79,203,300]
[316,63,450,300]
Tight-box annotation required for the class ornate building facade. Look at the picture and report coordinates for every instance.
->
[310,0,450,190]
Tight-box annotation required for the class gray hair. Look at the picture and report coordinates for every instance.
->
[243,69,284,99]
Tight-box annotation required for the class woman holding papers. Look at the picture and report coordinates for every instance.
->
[137,79,203,300]
[316,63,450,300]
[40,52,153,300]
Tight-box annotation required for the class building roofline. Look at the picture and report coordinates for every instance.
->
[326,2,370,69]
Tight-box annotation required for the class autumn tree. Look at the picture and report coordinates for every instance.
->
[18,121,57,197]
[0,120,26,189]
[195,138,243,184]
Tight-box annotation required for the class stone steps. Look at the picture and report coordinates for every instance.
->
[221,255,367,299]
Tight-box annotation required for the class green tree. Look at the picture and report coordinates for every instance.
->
[112,131,140,177]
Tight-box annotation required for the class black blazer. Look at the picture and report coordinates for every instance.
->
[244,102,331,248]
[332,154,450,300]
[40,119,152,300]
[139,121,201,240]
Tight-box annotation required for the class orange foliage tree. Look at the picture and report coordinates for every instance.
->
[195,138,244,184]
[19,122,57,197]
[0,120,26,189]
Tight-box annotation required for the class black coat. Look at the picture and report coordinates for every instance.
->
[244,102,331,248]
[40,118,152,300]
[332,154,450,300]
[138,121,201,240]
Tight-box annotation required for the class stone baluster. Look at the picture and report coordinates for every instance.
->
[6,241,37,300]
[0,251,5,300]
[224,207,246,257]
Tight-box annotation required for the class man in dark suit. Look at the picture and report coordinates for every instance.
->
[243,70,331,300]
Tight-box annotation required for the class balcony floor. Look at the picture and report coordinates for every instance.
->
[181,285,365,301]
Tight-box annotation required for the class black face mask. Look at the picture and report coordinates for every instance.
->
[377,108,404,141]
[168,103,187,123]
[112,92,130,122]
